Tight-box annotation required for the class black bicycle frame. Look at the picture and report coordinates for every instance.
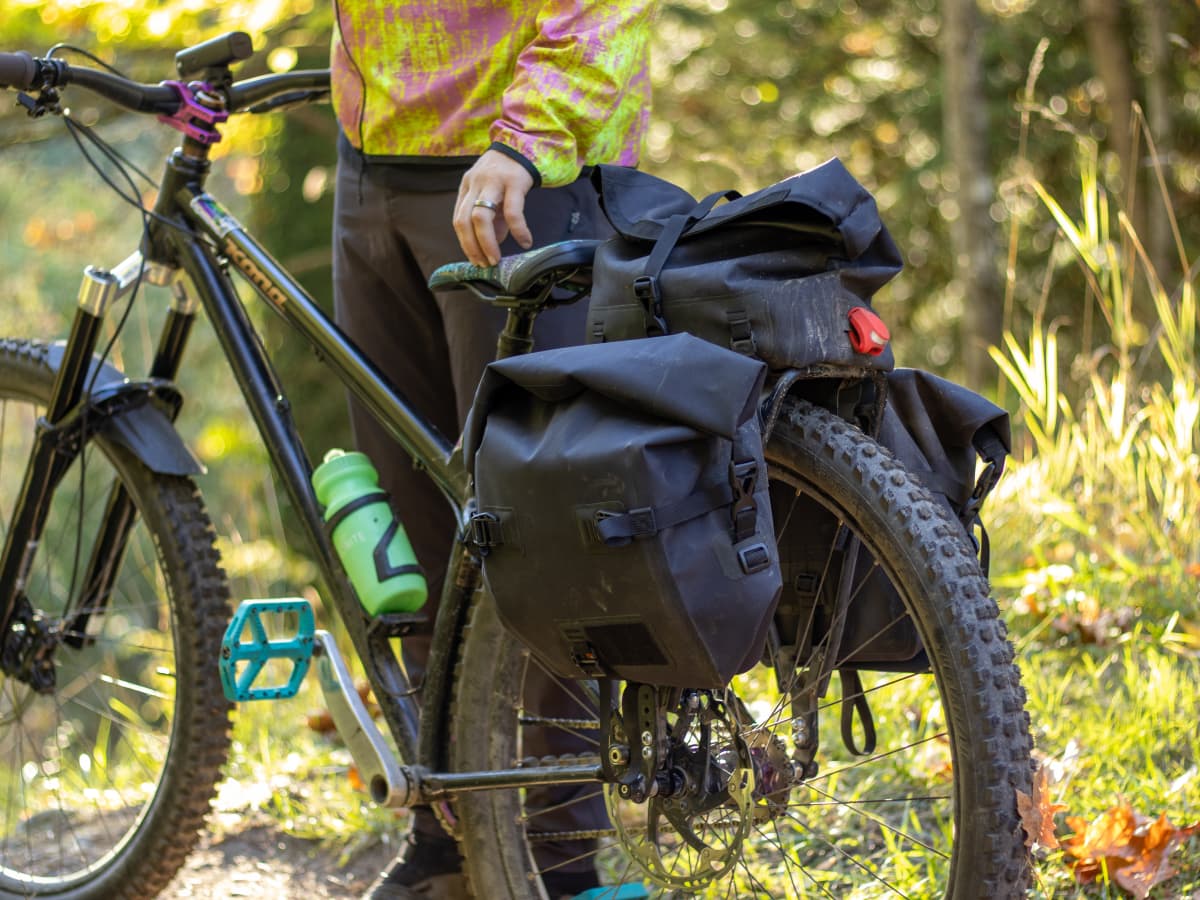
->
[0,142,474,775]
[174,154,482,772]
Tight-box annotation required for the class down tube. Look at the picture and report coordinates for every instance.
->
[171,231,443,763]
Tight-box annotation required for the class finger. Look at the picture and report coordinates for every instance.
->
[472,202,505,267]
[503,191,532,250]
[454,197,489,267]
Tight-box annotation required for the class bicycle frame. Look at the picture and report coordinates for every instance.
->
[0,118,602,798]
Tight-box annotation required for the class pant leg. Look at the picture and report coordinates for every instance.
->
[333,161,613,864]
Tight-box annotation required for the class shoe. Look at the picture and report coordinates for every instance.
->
[362,832,469,900]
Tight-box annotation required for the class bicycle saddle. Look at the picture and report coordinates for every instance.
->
[428,239,601,297]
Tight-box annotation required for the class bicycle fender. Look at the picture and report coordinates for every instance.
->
[45,345,204,477]
[102,395,205,476]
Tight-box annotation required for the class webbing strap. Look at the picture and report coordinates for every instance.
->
[634,189,741,335]
[594,480,734,546]
[839,668,877,756]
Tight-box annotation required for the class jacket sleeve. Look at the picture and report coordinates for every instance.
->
[489,0,656,188]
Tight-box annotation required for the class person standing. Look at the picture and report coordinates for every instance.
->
[328,3,656,898]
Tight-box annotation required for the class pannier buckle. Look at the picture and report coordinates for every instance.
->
[626,507,657,539]
[737,542,771,575]
[727,310,757,355]
[631,275,668,335]
[631,274,661,305]
[569,641,605,678]
[593,507,657,546]
[469,512,502,556]
[729,460,759,542]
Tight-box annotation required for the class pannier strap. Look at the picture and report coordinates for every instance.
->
[635,189,741,336]
[593,458,761,547]
[594,481,733,545]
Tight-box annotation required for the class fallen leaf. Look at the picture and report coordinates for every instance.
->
[305,709,336,734]
[1017,767,1068,850]
[1062,802,1200,898]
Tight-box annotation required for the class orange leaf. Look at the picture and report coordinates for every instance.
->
[1017,767,1068,850]
[1063,803,1139,884]
[1062,804,1200,896]
[1113,814,1200,899]
[305,709,336,734]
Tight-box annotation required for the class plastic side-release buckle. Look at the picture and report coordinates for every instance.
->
[729,460,759,542]
[469,512,502,556]
[631,275,668,335]
[847,307,890,356]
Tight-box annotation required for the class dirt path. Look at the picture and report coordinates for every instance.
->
[159,816,395,900]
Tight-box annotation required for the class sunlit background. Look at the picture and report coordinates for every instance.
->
[1,1,1198,895]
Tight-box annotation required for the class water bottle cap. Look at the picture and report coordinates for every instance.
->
[312,449,379,507]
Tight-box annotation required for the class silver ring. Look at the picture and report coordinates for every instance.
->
[472,198,500,211]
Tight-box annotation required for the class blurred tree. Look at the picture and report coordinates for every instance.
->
[940,0,1003,388]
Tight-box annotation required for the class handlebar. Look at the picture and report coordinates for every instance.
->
[0,51,36,90]
[0,45,330,117]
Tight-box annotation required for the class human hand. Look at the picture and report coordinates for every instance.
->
[453,149,536,267]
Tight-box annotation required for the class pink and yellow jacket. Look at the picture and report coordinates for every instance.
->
[331,1,654,188]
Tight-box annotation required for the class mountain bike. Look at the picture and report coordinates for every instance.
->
[0,32,1033,899]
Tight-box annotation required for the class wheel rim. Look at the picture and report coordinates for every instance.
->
[0,391,179,891]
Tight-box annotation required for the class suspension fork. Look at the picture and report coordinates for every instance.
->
[0,254,190,680]
[63,269,200,647]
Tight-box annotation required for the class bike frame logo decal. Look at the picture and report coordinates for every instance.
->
[189,193,240,238]
[224,241,289,309]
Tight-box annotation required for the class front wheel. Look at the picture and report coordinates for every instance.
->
[451,398,1033,898]
[0,339,232,899]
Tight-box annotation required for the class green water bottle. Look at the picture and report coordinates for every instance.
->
[311,449,428,615]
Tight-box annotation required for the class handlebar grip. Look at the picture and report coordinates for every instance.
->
[0,52,37,89]
[175,32,253,78]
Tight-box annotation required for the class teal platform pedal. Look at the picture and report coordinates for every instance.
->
[220,599,315,701]
[572,886,650,899]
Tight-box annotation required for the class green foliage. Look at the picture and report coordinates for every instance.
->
[1021,639,1200,898]
[988,125,1199,637]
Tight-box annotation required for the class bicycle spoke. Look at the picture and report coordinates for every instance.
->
[781,809,913,899]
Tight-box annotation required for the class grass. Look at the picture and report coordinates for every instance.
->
[3,77,1197,898]
[1018,636,1200,898]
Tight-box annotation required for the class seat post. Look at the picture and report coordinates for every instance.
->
[495,308,537,359]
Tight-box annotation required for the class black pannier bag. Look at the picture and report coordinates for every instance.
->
[462,333,783,687]
[585,160,903,371]
[773,369,1011,672]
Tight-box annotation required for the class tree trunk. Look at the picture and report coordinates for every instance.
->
[940,0,1003,390]
[1081,0,1142,230]
[1140,0,1174,285]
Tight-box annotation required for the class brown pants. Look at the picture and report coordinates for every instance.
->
[332,148,611,869]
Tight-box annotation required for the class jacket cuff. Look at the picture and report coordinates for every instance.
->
[488,141,543,189]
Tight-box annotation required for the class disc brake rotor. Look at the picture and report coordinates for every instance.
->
[605,693,754,891]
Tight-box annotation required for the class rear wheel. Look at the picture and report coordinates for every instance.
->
[0,339,231,899]
[451,399,1032,898]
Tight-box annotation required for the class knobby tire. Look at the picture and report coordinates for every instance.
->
[449,398,1033,899]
